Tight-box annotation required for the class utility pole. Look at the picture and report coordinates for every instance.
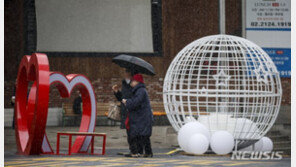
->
[241,0,246,38]
[219,0,226,34]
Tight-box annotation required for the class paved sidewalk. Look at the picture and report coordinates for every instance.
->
[5,126,291,167]
[5,149,291,167]
[5,126,178,153]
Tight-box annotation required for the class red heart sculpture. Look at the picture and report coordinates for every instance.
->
[41,72,97,154]
[15,53,97,155]
[15,53,50,155]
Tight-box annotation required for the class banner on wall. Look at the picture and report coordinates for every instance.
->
[245,0,291,77]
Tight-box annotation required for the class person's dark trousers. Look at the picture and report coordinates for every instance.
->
[130,136,139,154]
[137,137,143,154]
[126,130,132,152]
[120,106,127,129]
[12,105,15,129]
[126,131,143,154]
[129,136,145,154]
[11,102,15,129]
[139,136,152,155]
[12,111,15,129]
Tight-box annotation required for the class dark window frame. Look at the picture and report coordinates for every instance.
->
[24,0,162,57]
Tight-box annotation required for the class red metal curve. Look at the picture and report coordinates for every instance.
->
[15,53,50,155]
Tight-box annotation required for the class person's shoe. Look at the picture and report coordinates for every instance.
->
[143,153,153,158]
[125,154,139,158]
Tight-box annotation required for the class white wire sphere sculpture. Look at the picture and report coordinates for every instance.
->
[163,34,282,148]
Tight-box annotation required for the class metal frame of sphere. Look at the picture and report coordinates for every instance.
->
[163,34,282,148]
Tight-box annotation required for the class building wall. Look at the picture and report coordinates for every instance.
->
[4,0,24,108]
[4,0,290,109]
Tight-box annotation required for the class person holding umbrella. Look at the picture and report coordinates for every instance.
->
[112,55,155,157]
[112,69,134,155]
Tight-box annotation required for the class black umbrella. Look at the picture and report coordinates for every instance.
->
[112,54,155,76]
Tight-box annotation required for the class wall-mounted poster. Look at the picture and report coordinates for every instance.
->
[245,0,291,77]
[35,0,154,53]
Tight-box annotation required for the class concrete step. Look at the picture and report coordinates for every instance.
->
[268,135,290,142]
[273,147,291,155]
[265,126,290,155]
[266,130,281,136]
[273,141,291,147]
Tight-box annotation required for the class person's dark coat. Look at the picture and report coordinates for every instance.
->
[114,79,133,129]
[125,83,153,137]
[73,96,82,114]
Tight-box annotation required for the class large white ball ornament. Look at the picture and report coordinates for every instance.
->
[210,131,234,155]
[187,134,209,154]
[163,34,282,147]
[261,137,273,152]
[177,121,210,151]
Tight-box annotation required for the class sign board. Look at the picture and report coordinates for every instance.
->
[245,0,291,77]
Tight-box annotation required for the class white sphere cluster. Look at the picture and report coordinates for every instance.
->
[178,121,274,155]
[178,121,234,155]
[163,34,282,147]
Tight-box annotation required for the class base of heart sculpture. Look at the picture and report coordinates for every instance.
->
[15,53,97,155]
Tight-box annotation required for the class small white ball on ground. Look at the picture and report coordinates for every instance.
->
[210,131,234,155]
[178,121,210,151]
[187,134,209,154]
[261,137,273,152]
